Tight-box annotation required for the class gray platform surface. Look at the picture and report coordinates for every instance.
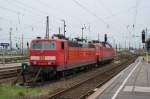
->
[88,57,150,99]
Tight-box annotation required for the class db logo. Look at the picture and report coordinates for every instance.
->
[40,56,45,60]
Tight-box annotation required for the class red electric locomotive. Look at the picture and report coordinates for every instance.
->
[28,36,96,77]
[92,40,114,64]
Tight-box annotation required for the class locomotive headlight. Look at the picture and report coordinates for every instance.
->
[30,56,39,60]
[48,62,51,65]
[33,61,37,64]
[45,56,56,60]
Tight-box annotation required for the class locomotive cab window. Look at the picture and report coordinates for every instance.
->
[32,41,42,50]
[44,41,56,50]
[61,42,64,50]
[31,41,56,50]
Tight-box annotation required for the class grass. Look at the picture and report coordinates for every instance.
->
[0,84,47,99]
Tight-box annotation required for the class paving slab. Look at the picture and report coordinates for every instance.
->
[88,57,150,99]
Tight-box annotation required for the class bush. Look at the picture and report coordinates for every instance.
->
[18,91,25,96]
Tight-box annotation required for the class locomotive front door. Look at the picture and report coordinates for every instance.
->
[61,41,68,66]
[64,42,68,65]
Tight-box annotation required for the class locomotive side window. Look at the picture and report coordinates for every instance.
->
[61,42,64,50]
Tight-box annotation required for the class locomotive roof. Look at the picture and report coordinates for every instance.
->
[31,37,112,48]
[32,37,67,42]
[91,41,112,48]
[101,42,112,48]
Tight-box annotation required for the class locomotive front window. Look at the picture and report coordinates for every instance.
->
[32,41,42,50]
[31,41,56,50]
[44,41,55,50]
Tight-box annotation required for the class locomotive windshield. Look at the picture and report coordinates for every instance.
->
[31,41,56,50]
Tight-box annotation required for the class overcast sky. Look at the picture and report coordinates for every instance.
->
[0,0,149,48]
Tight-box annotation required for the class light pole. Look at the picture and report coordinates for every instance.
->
[45,16,49,38]
[145,29,149,63]
[9,27,12,50]
[81,24,86,42]
[81,27,84,41]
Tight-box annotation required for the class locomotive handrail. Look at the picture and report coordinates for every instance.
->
[33,68,42,82]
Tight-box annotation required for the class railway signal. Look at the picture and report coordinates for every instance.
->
[27,42,29,48]
[104,34,107,42]
[61,20,66,37]
[16,43,18,48]
[142,30,145,43]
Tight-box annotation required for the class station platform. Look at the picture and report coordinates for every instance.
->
[88,57,150,99]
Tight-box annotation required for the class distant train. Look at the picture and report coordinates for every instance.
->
[22,36,115,79]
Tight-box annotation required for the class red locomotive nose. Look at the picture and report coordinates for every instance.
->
[29,39,58,67]
[30,55,56,66]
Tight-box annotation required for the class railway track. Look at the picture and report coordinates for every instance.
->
[48,57,136,99]
[0,66,21,81]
